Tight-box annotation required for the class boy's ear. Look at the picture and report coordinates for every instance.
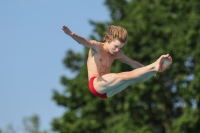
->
[107,39,112,43]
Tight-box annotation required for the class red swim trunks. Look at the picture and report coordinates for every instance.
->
[88,77,107,98]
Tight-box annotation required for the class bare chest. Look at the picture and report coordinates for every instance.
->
[99,49,113,61]
[87,48,116,76]
[94,50,115,71]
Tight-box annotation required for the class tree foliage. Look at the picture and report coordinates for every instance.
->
[52,0,200,133]
[23,115,47,133]
[0,115,47,133]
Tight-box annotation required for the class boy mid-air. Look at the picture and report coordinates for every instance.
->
[62,25,172,98]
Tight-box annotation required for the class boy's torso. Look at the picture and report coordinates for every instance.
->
[87,45,118,79]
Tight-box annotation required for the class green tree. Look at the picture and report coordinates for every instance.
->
[0,115,47,133]
[52,0,200,133]
[0,124,16,133]
[23,115,47,133]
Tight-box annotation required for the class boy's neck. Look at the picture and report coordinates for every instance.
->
[102,42,109,53]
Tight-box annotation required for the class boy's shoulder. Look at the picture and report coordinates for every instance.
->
[115,50,125,59]
[89,40,102,45]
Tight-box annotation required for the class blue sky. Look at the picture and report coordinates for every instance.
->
[0,0,109,131]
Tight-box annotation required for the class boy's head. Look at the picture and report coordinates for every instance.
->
[103,25,128,44]
[103,25,128,54]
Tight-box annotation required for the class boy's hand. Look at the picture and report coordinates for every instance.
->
[62,25,74,36]
[157,54,172,72]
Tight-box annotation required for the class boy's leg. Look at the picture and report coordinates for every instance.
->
[106,71,156,97]
[93,54,172,97]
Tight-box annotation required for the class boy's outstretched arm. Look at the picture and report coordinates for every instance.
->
[117,51,144,69]
[62,25,99,49]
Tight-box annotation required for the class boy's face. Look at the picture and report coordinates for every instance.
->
[108,40,124,54]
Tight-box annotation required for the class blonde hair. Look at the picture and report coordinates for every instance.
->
[103,25,128,44]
